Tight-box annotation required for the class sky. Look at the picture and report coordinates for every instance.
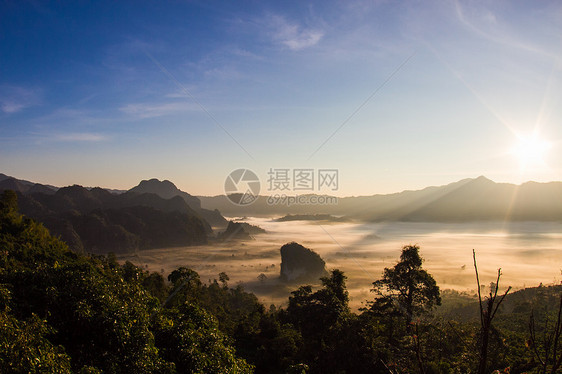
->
[1,0,562,197]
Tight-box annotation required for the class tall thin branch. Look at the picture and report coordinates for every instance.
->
[473,250,511,374]
[473,250,484,329]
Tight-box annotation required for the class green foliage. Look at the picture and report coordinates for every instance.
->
[0,310,72,373]
[142,271,168,303]
[154,302,253,373]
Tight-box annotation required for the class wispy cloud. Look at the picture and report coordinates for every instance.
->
[203,66,243,80]
[55,133,109,142]
[453,0,557,59]
[269,15,324,51]
[228,47,264,60]
[30,108,109,130]
[120,101,198,119]
[0,85,41,114]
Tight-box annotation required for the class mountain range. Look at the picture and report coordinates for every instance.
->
[3,173,562,255]
[198,176,562,222]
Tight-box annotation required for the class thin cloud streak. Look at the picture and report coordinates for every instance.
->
[453,0,558,59]
[55,133,109,142]
[120,102,199,119]
[0,85,41,114]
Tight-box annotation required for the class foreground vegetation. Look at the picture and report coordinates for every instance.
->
[1,189,561,373]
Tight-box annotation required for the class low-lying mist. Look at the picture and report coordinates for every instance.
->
[119,218,562,310]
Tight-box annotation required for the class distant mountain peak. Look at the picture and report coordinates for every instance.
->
[129,178,228,228]
[134,178,183,195]
[138,178,178,189]
[475,175,493,182]
[463,175,495,187]
[130,178,201,210]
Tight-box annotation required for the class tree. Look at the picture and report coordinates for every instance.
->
[166,266,202,306]
[168,266,201,288]
[287,269,350,333]
[153,303,253,374]
[285,269,352,372]
[219,271,229,288]
[371,245,441,325]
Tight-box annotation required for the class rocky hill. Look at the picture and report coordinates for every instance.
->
[279,242,327,282]
[218,221,253,241]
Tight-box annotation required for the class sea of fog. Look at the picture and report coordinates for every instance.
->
[119,218,562,310]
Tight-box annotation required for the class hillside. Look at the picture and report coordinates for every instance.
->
[0,173,58,195]
[8,184,209,254]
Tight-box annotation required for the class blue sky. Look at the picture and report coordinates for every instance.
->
[1,0,562,196]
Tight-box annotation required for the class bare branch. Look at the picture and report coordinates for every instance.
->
[473,249,484,329]
[473,250,511,374]
[490,286,511,321]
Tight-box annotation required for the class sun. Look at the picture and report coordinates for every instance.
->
[512,132,551,169]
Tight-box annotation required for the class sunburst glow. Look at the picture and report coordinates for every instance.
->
[512,133,551,169]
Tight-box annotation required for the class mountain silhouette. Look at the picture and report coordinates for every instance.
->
[4,173,562,226]
[129,178,227,227]
[129,178,202,209]
[199,176,562,222]
[0,175,57,195]
[1,182,209,254]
